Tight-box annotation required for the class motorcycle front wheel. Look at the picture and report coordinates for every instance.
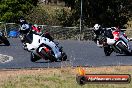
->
[30,53,41,62]
[117,42,131,55]
[104,46,113,56]
[40,49,57,62]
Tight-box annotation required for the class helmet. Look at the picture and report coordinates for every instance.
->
[19,16,28,24]
[94,24,101,31]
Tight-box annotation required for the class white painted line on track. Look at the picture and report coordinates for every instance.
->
[0,54,13,63]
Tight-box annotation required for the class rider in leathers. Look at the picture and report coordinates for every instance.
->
[93,24,132,52]
[18,17,31,49]
[18,17,54,49]
[93,24,113,47]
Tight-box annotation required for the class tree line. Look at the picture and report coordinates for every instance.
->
[63,0,132,28]
[0,0,131,28]
[0,0,38,22]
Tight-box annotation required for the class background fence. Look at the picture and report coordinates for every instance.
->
[0,22,19,37]
[39,25,94,40]
[0,22,95,40]
[0,22,132,40]
[0,22,132,68]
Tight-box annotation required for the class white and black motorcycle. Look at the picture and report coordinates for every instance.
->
[94,28,132,56]
[23,30,67,62]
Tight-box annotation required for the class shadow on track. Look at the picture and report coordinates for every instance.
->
[0,44,9,46]
[116,54,132,56]
[34,60,62,63]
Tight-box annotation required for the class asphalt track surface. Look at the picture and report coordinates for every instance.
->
[0,38,132,69]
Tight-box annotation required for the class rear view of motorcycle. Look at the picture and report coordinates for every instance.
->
[0,30,10,46]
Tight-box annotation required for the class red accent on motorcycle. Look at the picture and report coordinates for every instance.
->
[32,26,40,32]
[44,47,50,52]
[112,31,119,41]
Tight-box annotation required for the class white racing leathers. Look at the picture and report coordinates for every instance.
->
[26,34,61,59]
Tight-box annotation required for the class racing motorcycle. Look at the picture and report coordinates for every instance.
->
[95,28,132,56]
[23,30,67,62]
[0,30,10,46]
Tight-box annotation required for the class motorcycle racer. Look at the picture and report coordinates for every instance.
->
[17,17,67,61]
[18,17,54,49]
[18,17,31,49]
[93,24,113,47]
[19,17,30,34]
[93,24,127,46]
[93,24,132,55]
[25,26,62,60]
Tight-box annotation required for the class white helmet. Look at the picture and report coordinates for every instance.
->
[94,24,101,31]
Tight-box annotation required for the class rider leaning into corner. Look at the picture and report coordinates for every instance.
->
[93,24,109,47]
[93,23,118,46]
[18,17,31,49]
[18,17,54,49]
[19,17,30,34]
[93,23,132,51]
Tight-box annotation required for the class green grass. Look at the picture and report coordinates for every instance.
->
[1,74,131,88]
[0,66,132,88]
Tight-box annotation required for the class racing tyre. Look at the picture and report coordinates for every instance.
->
[30,53,41,62]
[104,46,113,56]
[117,42,130,55]
[2,36,10,46]
[40,49,57,62]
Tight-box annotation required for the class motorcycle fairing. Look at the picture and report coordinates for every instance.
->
[40,37,61,58]
[26,34,61,59]
[115,40,128,53]
[106,38,116,45]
